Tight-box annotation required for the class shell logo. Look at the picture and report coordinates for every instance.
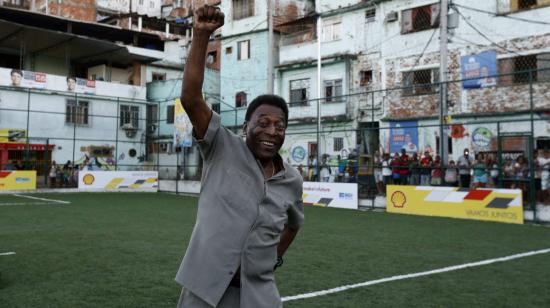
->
[83,174,95,185]
[391,191,406,208]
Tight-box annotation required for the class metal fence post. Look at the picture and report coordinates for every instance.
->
[528,69,536,222]
[115,98,120,171]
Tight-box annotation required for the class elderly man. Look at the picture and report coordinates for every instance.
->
[175,5,304,308]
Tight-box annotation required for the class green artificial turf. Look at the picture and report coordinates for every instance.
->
[0,192,549,307]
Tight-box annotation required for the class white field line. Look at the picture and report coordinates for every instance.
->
[0,252,16,256]
[12,194,70,204]
[0,202,65,206]
[282,248,550,302]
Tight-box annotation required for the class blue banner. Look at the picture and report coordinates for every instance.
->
[461,50,497,89]
[390,121,418,154]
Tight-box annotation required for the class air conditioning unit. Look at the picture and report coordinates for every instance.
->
[385,11,398,22]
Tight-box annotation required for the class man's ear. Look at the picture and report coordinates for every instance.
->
[242,121,248,136]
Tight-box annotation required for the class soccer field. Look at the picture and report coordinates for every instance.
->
[1,192,549,307]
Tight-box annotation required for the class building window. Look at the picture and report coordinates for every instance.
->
[498,53,550,85]
[334,137,344,152]
[324,79,343,103]
[236,91,247,108]
[207,51,217,64]
[360,70,373,86]
[237,40,250,60]
[517,0,539,11]
[402,68,439,96]
[212,103,221,114]
[233,0,254,20]
[66,100,89,125]
[322,19,342,42]
[152,72,166,81]
[401,3,440,34]
[365,7,376,22]
[139,0,144,5]
[150,1,155,9]
[289,79,310,106]
[225,46,233,54]
[167,105,175,124]
[120,105,140,128]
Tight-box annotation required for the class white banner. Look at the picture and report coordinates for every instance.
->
[78,171,158,191]
[302,182,358,210]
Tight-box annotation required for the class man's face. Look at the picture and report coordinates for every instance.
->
[67,79,76,91]
[244,104,286,162]
[11,72,22,86]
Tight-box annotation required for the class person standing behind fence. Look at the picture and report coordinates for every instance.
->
[472,153,488,189]
[458,148,474,188]
[409,152,420,186]
[398,149,410,185]
[420,151,432,186]
[444,160,458,186]
[391,153,401,185]
[49,161,57,188]
[320,155,331,182]
[430,155,443,186]
[374,151,384,195]
[382,153,392,191]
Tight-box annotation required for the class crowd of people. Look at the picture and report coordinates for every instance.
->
[293,148,550,205]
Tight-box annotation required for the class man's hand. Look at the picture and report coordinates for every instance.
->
[194,5,224,35]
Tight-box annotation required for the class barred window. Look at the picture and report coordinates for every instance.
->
[498,53,550,85]
[334,137,344,151]
[401,3,440,34]
[120,105,139,128]
[324,79,343,103]
[233,0,254,20]
[66,100,89,125]
[289,79,310,106]
[402,68,439,96]
[360,70,373,86]
[236,91,247,108]
[167,105,175,124]
[365,7,376,22]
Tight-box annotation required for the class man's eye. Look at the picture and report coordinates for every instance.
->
[258,121,269,128]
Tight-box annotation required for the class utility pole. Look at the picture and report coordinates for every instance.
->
[267,0,274,94]
[439,0,448,165]
[316,4,322,180]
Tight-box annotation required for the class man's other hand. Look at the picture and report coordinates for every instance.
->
[194,5,225,35]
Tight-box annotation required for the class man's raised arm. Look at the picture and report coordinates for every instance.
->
[181,5,224,139]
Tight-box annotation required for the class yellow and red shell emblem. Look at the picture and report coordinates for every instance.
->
[83,174,95,185]
[391,191,406,208]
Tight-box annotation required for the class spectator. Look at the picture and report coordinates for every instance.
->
[458,148,474,188]
[538,150,550,205]
[472,153,488,189]
[320,155,331,182]
[444,160,458,186]
[503,158,514,188]
[399,149,410,185]
[14,160,24,170]
[391,153,402,185]
[420,151,432,186]
[513,155,528,190]
[409,152,420,186]
[308,154,318,181]
[4,160,15,170]
[374,151,384,195]
[382,153,392,190]
[488,157,499,188]
[63,160,71,187]
[430,155,443,186]
[49,161,57,188]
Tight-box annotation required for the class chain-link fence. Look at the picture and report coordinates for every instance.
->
[1,66,549,222]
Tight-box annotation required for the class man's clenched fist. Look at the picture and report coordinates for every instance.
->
[194,5,225,35]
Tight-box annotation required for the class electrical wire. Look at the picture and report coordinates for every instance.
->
[453,3,550,26]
